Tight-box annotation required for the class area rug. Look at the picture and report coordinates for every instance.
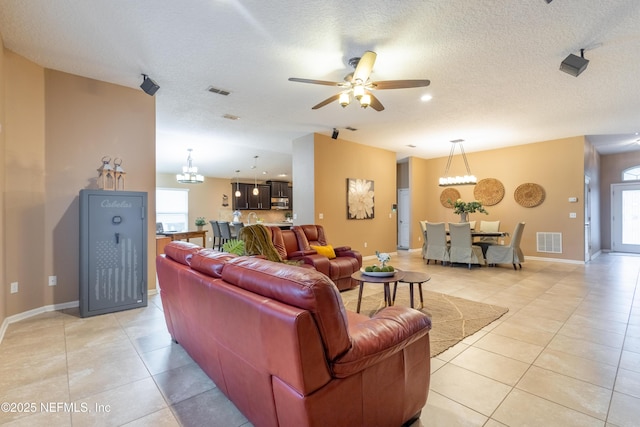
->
[342,290,509,357]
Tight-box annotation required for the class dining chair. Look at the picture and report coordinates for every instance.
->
[218,221,233,249]
[424,222,449,265]
[419,220,428,258]
[210,220,222,249]
[486,222,525,270]
[231,222,244,239]
[448,222,485,268]
[479,220,501,243]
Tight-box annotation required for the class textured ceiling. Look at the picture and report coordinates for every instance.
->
[1,0,640,181]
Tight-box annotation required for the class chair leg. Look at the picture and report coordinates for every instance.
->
[512,263,517,270]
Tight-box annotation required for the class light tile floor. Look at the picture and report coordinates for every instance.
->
[0,251,638,426]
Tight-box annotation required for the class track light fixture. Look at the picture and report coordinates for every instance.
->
[560,49,589,77]
[140,74,160,96]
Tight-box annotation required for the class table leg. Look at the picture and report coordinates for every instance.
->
[409,283,415,308]
[392,282,398,304]
[418,283,424,309]
[383,283,390,307]
[356,281,364,313]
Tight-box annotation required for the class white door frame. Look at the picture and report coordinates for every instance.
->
[397,189,410,249]
[584,175,591,262]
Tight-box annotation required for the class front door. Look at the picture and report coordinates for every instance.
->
[611,182,640,253]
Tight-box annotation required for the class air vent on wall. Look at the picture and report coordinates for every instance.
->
[207,86,231,96]
[536,232,562,253]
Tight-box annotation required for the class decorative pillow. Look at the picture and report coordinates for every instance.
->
[310,244,336,259]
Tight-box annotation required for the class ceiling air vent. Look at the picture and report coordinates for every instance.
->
[223,114,240,121]
[346,126,358,131]
[207,86,231,96]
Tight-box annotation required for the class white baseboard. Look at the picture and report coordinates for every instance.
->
[0,300,79,344]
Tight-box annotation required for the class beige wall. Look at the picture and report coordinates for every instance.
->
[0,36,6,323]
[311,133,398,256]
[600,151,640,248]
[2,47,156,321]
[409,137,588,261]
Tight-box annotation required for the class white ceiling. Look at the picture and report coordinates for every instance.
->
[1,0,640,182]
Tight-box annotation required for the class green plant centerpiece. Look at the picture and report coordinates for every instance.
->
[450,199,488,222]
[195,217,207,227]
[364,251,395,273]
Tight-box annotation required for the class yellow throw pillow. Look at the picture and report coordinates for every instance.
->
[310,244,336,259]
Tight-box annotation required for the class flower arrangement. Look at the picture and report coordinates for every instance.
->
[194,217,207,226]
[375,251,391,267]
[451,199,488,215]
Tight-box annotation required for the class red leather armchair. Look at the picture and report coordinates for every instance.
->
[291,224,362,290]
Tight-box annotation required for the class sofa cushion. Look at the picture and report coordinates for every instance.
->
[221,256,351,360]
[190,249,238,278]
[310,244,336,259]
[164,241,201,265]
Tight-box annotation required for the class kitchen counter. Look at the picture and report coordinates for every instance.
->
[251,222,293,230]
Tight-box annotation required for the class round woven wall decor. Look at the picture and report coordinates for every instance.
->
[514,183,545,207]
[440,188,461,208]
[473,178,505,206]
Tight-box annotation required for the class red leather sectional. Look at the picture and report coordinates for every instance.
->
[156,241,432,427]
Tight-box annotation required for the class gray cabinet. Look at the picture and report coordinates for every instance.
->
[79,190,148,317]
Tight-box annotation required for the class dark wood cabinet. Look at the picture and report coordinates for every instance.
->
[232,183,270,210]
[268,180,290,198]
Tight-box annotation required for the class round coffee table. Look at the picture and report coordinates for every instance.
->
[351,270,406,313]
[392,271,431,309]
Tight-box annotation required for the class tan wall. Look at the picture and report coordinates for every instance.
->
[0,36,6,324]
[600,150,640,248]
[313,133,398,256]
[2,50,156,318]
[410,137,587,261]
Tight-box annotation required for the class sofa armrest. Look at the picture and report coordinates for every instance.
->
[333,245,351,252]
[289,253,331,276]
[332,306,431,378]
[289,249,317,257]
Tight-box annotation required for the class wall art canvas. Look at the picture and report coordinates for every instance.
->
[347,178,375,219]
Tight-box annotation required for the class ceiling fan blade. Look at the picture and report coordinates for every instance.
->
[353,51,376,83]
[371,79,431,90]
[368,93,385,111]
[288,77,341,87]
[311,94,341,109]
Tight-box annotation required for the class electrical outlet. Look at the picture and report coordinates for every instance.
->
[364,242,368,248]
[318,213,324,219]
[10,282,18,293]
[48,276,57,286]
[569,212,577,218]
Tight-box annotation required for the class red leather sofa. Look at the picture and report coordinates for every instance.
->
[157,241,432,427]
[263,224,362,291]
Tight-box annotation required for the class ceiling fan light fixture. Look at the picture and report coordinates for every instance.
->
[360,93,371,108]
[353,85,365,100]
[339,92,350,107]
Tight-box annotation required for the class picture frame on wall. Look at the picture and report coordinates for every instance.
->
[347,178,375,219]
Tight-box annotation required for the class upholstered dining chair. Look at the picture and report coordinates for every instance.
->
[487,222,525,270]
[448,222,485,268]
[218,221,233,249]
[424,222,449,265]
[210,220,222,249]
[419,220,428,258]
[479,220,501,243]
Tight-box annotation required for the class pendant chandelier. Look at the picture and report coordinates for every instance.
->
[234,170,241,197]
[252,156,259,195]
[176,149,204,184]
[439,139,477,186]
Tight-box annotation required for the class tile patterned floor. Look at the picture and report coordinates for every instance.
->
[0,251,638,426]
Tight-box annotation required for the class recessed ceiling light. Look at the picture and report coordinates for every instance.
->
[421,94,433,102]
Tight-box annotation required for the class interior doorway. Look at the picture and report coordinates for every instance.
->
[611,182,640,253]
[397,189,410,249]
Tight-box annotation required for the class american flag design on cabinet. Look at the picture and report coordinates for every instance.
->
[79,190,148,317]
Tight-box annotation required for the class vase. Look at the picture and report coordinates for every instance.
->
[459,212,468,223]
[197,225,203,231]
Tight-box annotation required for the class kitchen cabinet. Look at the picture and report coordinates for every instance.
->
[232,183,270,209]
[268,180,290,198]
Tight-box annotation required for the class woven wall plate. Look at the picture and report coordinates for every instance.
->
[440,188,461,208]
[514,183,545,207]
[473,178,505,206]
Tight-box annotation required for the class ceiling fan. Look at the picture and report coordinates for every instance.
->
[288,51,430,111]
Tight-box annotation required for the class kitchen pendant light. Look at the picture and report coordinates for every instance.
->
[234,170,241,197]
[252,156,259,196]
